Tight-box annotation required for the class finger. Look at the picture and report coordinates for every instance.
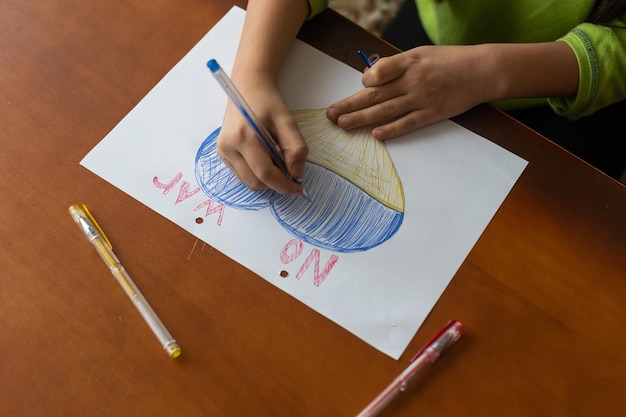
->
[252,161,304,196]
[215,128,294,194]
[222,147,304,195]
[250,112,307,193]
[327,84,404,127]
[327,77,388,122]
[361,55,406,87]
[216,144,266,191]
[335,88,419,130]
[284,142,308,180]
[274,117,308,179]
[327,52,415,125]
[372,108,447,140]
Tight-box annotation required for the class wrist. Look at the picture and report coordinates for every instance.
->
[473,43,521,103]
[482,42,579,101]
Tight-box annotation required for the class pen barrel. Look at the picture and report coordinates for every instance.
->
[355,354,430,417]
[355,380,403,417]
[91,237,180,358]
[117,267,175,343]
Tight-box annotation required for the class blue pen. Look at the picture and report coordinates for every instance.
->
[358,50,380,68]
[207,59,310,201]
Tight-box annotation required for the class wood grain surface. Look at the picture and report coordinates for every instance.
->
[1,2,625,416]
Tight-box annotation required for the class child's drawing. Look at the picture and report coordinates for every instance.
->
[195,108,405,253]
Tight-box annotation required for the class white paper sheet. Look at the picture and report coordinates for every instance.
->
[80,6,528,359]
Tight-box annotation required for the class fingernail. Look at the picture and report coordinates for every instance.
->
[327,107,338,121]
[338,115,351,129]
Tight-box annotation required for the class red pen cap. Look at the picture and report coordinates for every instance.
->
[410,320,466,362]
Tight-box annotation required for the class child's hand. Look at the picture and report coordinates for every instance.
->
[217,83,308,194]
[326,45,495,140]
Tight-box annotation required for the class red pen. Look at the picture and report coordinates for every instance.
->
[356,320,466,417]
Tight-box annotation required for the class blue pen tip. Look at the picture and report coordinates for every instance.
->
[207,59,219,73]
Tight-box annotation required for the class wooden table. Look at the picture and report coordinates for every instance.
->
[2,1,625,416]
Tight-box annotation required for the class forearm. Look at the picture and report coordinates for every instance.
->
[232,0,310,87]
[483,41,579,101]
[217,0,311,194]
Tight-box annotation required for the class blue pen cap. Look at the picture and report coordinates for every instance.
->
[207,59,220,73]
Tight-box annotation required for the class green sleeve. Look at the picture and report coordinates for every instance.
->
[549,20,626,119]
[307,0,329,18]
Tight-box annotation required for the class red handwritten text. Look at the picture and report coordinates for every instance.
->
[153,172,225,225]
[153,172,338,286]
[280,238,339,287]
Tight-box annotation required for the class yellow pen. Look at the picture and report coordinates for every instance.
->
[68,203,181,359]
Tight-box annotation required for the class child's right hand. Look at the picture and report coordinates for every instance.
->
[216,82,309,195]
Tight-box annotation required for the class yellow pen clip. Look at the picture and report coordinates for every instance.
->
[69,203,112,249]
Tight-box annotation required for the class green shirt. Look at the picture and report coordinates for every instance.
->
[309,0,626,118]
